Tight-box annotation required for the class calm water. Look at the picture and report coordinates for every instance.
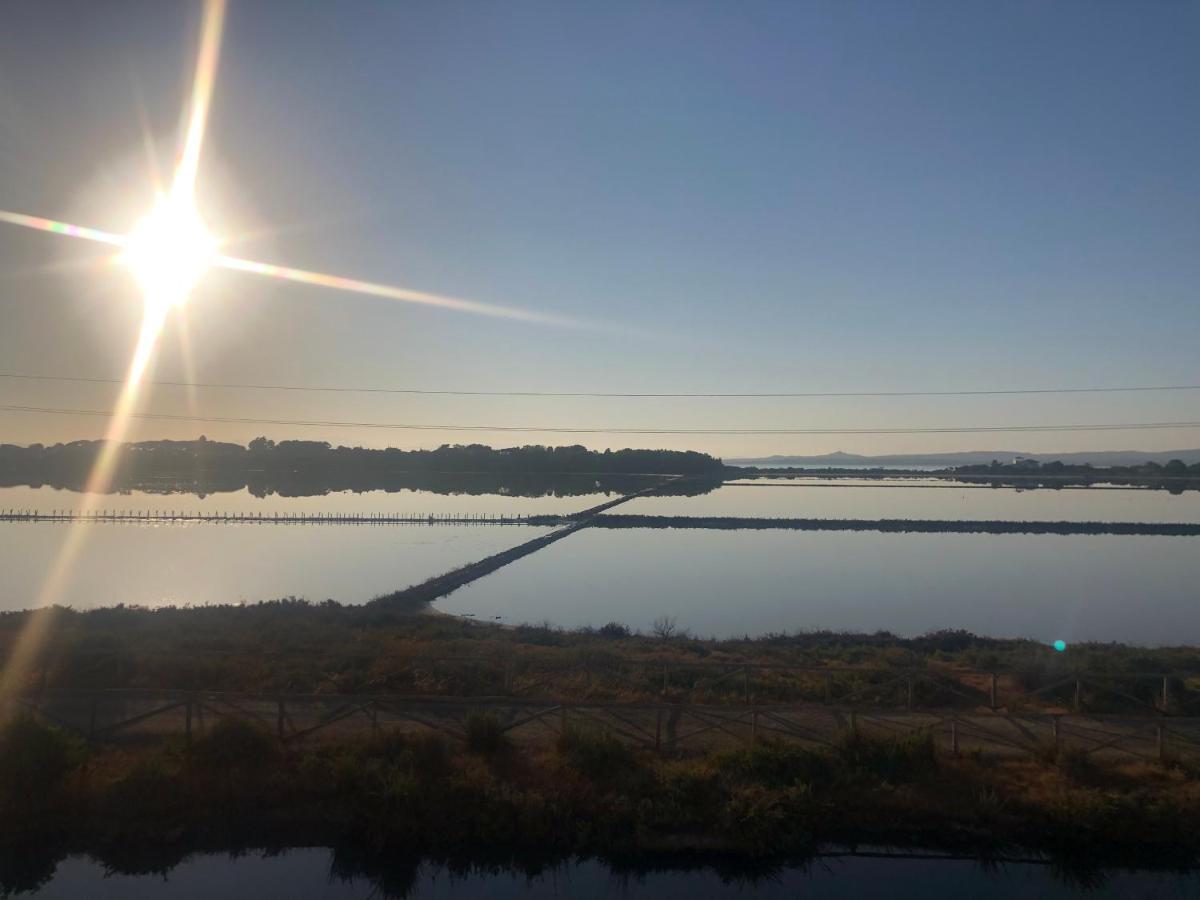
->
[0,521,552,610]
[3,483,1198,642]
[441,528,1199,644]
[17,849,1200,898]
[625,483,1200,522]
[0,485,610,517]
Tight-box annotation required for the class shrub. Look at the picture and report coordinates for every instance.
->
[189,717,279,777]
[361,729,454,779]
[833,730,937,784]
[100,757,184,832]
[598,622,632,639]
[650,765,720,824]
[557,724,636,782]
[722,782,814,852]
[408,732,453,779]
[0,716,83,810]
[464,711,507,756]
[717,740,832,788]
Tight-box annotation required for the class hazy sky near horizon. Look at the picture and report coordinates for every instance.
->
[0,0,1197,459]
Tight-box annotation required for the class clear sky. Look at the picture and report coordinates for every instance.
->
[0,0,1197,459]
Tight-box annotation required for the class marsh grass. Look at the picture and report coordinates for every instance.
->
[556,724,638,784]
[0,716,84,814]
[464,711,508,756]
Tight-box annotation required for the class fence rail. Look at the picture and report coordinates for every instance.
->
[12,689,1200,763]
[28,653,1200,717]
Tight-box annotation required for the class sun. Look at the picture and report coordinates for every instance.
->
[121,186,218,318]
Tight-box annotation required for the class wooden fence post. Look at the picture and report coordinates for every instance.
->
[743,667,750,705]
[1074,680,1082,712]
[905,677,913,710]
[1162,677,1170,712]
[950,719,959,756]
[989,673,998,709]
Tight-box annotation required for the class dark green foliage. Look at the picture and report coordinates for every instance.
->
[719,731,936,795]
[360,730,452,780]
[722,782,815,853]
[464,711,507,756]
[0,716,83,811]
[557,724,637,782]
[717,740,832,788]
[407,732,453,780]
[832,730,937,784]
[597,622,632,639]
[188,717,279,778]
[99,758,185,836]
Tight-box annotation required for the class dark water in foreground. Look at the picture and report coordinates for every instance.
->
[18,850,1200,898]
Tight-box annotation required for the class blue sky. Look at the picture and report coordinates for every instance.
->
[0,1,1197,457]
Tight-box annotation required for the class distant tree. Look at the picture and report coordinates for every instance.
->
[598,622,632,639]
[652,616,678,639]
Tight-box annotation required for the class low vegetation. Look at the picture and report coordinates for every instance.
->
[1,600,1198,887]
[4,601,1198,712]
[1,712,1198,893]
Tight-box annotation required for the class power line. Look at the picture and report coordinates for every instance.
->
[1,403,1198,436]
[2,372,1200,399]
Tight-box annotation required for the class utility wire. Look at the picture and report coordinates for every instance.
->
[1,403,1198,436]
[2,372,1199,399]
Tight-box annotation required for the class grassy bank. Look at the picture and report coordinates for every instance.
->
[4,600,1199,706]
[3,603,1199,887]
[1,712,1198,892]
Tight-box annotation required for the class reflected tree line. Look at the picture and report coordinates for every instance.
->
[0,439,726,499]
[0,844,1173,898]
[949,459,1200,493]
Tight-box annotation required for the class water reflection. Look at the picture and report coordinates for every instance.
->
[0,480,638,513]
[0,522,552,611]
[623,483,1200,523]
[441,529,1200,644]
[13,848,1200,898]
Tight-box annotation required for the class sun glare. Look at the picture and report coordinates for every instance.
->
[122,188,217,316]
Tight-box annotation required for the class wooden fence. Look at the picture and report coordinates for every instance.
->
[32,653,1200,718]
[13,689,1200,764]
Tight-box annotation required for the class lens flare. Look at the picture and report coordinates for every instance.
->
[121,188,217,316]
[0,0,582,694]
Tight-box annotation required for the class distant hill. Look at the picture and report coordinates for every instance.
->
[727,449,1200,468]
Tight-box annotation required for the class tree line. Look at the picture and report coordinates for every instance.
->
[0,438,725,496]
